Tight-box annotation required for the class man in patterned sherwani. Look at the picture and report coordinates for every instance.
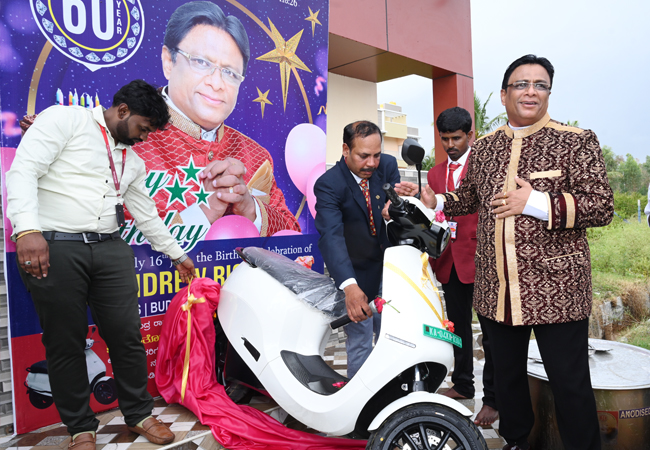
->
[135,1,300,237]
[394,55,612,450]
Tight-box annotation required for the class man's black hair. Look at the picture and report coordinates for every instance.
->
[501,54,554,90]
[164,1,250,75]
[343,121,382,150]
[112,80,170,130]
[436,107,472,134]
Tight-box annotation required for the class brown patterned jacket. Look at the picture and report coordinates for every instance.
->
[441,113,613,326]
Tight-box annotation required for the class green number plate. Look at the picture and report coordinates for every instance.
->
[423,324,462,348]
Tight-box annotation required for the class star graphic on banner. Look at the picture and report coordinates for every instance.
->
[165,174,190,208]
[256,19,311,111]
[253,87,273,118]
[305,7,321,37]
[193,185,214,207]
[179,155,203,185]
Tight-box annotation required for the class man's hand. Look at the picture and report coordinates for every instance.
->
[198,157,257,224]
[491,176,532,219]
[344,284,372,323]
[175,257,195,284]
[20,114,37,136]
[381,200,392,221]
[419,184,438,209]
[394,181,419,196]
[16,233,49,279]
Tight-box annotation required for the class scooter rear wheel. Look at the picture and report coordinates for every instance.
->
[94,379,118,405]
[367,403,487,450]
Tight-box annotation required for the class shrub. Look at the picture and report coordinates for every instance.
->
[613,191,647,219]
[588,220,650,278]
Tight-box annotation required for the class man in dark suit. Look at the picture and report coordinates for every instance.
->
[428,107,498,427]
[314,120,400,378]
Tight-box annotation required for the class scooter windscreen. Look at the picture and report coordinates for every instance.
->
[384,184,450,259]
[236,247,347,318]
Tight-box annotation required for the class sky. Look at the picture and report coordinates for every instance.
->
[377,0,650,162]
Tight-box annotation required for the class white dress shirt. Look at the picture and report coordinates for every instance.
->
[446,148,471,191]
[434,125,549,221]
[6,105,184,259]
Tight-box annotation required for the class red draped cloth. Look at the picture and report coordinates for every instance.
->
[156,278,367,450]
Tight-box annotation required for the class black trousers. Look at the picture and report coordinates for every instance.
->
[442,265,495,408]
[20,238,153,434]
[480,316,601,450]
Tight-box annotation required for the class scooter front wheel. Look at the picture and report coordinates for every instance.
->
[367,403,487,450]
[28,391,53,409]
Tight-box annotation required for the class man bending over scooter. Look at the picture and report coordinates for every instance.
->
[313,121,400,378]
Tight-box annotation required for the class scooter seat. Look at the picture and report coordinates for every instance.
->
[239,247,347,318]
[27,360,48,374]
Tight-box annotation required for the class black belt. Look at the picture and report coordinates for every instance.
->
[42,231,121,243]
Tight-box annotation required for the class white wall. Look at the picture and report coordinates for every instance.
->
[325,73,378,164]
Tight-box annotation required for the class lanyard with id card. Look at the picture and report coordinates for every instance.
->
[99,126,127,227]
[447,164,460,240]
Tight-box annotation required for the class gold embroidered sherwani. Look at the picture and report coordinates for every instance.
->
[441,114,613,326]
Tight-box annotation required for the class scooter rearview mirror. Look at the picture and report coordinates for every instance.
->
[401,139,426,196]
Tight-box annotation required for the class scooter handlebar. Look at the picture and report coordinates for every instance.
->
[329,315,352,329]
[383,183,404,209]
[329,300,380,330]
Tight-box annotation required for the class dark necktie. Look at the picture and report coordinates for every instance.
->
[360,179,376,236]
[447,162,461,192]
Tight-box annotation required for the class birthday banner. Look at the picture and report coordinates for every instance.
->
[0,0,329,433]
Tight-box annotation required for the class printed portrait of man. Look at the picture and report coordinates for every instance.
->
[130,1,301,242]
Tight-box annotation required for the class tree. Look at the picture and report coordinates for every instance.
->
[566,120,579,127]
[474,92,507,138]
[422,153,435,171]
[620,154,642,193]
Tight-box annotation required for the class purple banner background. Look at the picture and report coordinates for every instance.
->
[1,0,329,433]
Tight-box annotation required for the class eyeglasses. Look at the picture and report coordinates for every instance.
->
[175,48,245,86]
[507,82,551,92]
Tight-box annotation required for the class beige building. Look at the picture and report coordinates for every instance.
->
[324,74,420,169]
[378,102,421,168]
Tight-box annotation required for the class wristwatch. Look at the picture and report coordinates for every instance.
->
[172,253,189,266]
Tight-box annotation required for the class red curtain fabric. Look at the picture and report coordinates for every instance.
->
[155,277,367,450]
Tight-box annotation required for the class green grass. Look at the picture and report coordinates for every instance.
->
[589,218,650,279]
[620,321,650,350]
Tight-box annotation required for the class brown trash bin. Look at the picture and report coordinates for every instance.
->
[527,338,650,450]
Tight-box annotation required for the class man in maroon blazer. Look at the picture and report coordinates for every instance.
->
[428,107,497,426]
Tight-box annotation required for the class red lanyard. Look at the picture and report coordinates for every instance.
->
[99,125,126,200]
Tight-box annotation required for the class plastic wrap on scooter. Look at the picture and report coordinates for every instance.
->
[241,247,347,318]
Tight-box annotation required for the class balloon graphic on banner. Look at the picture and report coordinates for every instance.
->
[284,123,326,195]
[305,163,326,219]
[204,215,259,240]
[272,229,302,236]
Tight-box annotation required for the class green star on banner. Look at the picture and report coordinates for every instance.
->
[179,155,203,184]
[193,185,213,207]
[165,174,191,208]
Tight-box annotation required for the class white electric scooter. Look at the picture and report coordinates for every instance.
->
[25,326,117,409]
[216,183,488,450]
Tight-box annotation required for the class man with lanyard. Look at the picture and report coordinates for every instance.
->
[426,107,498,427]
[7,80,195,449]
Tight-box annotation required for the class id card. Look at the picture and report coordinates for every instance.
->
[115,204,126,227]
[449,221,458,240]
